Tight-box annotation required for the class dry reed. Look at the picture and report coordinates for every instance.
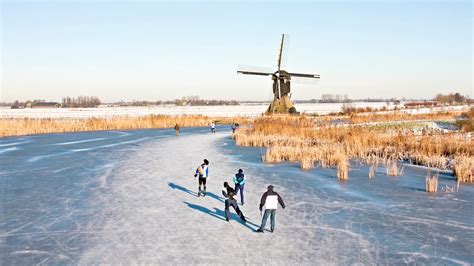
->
[336,152,349,180]
[425,171,439,192]
[349,111,463,124]
[453,156,474,183]
[368,165,376,179]
[0,116,252,137]
[386,159,399,176]
[300,157,314,170]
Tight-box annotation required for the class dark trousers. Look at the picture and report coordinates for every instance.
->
[260,209,276,231]
[234,184,244,204]
[198,177,206,191]
[225,199,245,221]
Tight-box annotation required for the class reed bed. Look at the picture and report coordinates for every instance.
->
[233,114,474,182]
[453,156,474,183]
[348,111,463,124]
[0,115,252,137]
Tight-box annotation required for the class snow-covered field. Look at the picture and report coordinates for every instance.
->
[0,102,390,118]
[1,103,469,119]
[1,127,473,264]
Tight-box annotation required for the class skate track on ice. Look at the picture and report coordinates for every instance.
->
[1,127,472,264]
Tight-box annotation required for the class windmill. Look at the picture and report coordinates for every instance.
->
[237,34,320,114]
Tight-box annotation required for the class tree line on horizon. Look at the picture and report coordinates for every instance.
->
[62,96,101,108]
[3,92,471,108]
[434,92,470,105]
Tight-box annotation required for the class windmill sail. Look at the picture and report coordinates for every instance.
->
[277,34,285,71]
[288,72,320,79]
[237,65,273,76]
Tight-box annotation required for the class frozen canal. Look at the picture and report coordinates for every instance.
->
[0,127,473,264]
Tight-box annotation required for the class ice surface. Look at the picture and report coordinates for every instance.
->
[0,126,473,264]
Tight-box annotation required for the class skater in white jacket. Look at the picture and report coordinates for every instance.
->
[194,159,209,197]
[256,185,285,233]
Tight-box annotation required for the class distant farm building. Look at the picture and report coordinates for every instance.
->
[31,102,62,108]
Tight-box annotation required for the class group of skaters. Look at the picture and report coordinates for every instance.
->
[173,122,240,136]
[211,122,240,134]
[194,159,286,233]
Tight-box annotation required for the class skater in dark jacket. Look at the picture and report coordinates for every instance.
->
[222,182,246,222]
[194,159,209,197]
[174,123,180,136]
[233,169,245,205]
[231,123,239,133]
[256,185,285,233]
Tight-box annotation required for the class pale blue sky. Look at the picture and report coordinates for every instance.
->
[1,0,472,102]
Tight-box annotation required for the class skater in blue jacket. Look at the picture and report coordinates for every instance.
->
[233,169,245,205]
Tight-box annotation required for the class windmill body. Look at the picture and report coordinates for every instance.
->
[238,34,320,114]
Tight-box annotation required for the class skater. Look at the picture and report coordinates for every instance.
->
[222,182,246,222]
[256,185,285,233]
[231,123,240,133]
[194,159,209,197]
[174,123,180,136]
[233,169,245,205]
[210,122,216,133]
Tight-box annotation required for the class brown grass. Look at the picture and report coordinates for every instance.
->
[348,111,463,124]
[336,152,349,180]
[368,155,379,179]
[368,165,376,179]
[386,159,399,176]
[0,116,252,137]
[425,171,439,192]
[453,156,474,183]
[300,156,314,170]
[233,114,473,182]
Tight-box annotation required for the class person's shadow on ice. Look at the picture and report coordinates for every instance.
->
[168,182,225,203]
[184,201,259,232]
[204,191,225,203]
[168,182,199,197]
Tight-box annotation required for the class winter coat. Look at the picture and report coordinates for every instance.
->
[196,164,209,178]
[222,186,236,200]
[259,187,285,210]
[233,173,245,185]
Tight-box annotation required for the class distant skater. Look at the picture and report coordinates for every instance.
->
[210,122,216,133]
[256,185,285,233]
[233,169,245,205]
[222,182,246,222]
[174,123,180,136]
[194,159,209,197]
[231,123,239,133]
